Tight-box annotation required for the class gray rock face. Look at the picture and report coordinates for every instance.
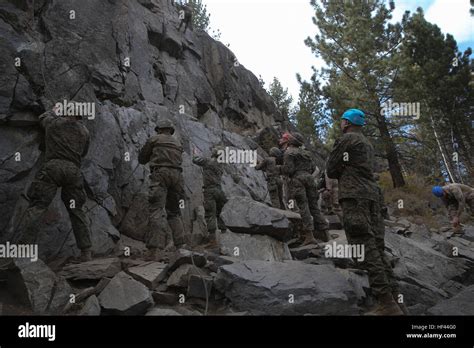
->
[219,230,292,262]
[220,197,300,241]
[59,258,122,281]
[0,0,279,261]
[98,272,153,315]
[215,260,361,315]
[7,259,72,314]
[427,286,474,315]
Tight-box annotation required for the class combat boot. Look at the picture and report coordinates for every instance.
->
[365,293,404,316]
[314,229,330,242]
[301,230,317,246]
[80,249,92,262]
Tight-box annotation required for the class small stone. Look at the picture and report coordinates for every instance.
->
[126,262,167,289]
[79,295,101,316]
[98,272,153,315]
[167,264,202,288]
[187,274,213,299]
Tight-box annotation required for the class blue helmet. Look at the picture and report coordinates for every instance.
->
[342,109,365,126]
[432,186,444,198]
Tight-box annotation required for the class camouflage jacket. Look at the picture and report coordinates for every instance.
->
[279,146,315,178]
[326,131,379,202]
[442,183,474,216]
[192,156,224,188]
[39,110,90,167]
[255,157,280,178]
[138,133,183,170]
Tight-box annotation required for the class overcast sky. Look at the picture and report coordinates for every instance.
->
[203,0,473,102]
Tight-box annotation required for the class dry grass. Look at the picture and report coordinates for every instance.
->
[378,172,444,229]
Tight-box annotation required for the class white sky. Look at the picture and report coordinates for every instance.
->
[203,0,473,102]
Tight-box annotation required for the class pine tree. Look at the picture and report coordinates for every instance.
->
[268,77,293,120]
[293,73,329,142]
[395,8,473,183]
[305,0,406,187]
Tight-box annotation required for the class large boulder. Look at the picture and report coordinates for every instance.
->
[385,230,474,309]
[427,285,474,315]
[215,260,362,315]
[7,259,72,314]
[220,197,300,241]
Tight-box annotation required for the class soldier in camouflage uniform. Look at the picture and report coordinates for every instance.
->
[327,108,404,315]
[193,146,228,245]
[139,119,185,260]
[432,184,474,233]
[17,106,92,262]
[256,147,284,209]
[178,1,193,33]
[279,133,329,244]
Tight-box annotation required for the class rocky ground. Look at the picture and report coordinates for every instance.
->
[1,202,472,316]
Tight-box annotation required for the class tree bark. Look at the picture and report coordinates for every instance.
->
[375,112,406,188]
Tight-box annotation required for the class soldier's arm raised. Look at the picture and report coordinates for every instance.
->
[326,137,348,179]
[138,139,153,165]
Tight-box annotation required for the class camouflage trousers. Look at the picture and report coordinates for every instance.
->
[147,167,185,249]
[203,186,227,235]
[288,174,328,237]
[17,159,91,250]
[267,176,284,210]
[322,188,341,214]
[341,198,399,298]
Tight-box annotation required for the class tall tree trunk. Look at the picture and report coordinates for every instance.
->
[376,113,406,188]
[430,116,456,183]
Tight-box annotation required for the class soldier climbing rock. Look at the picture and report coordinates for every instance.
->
[178,1,193,33]
[193,146,228,246]
[278,132,329,245]
[139,119,185,261]
[17,105,92,262]
[327,108,404,316]
[256,147,285,209]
